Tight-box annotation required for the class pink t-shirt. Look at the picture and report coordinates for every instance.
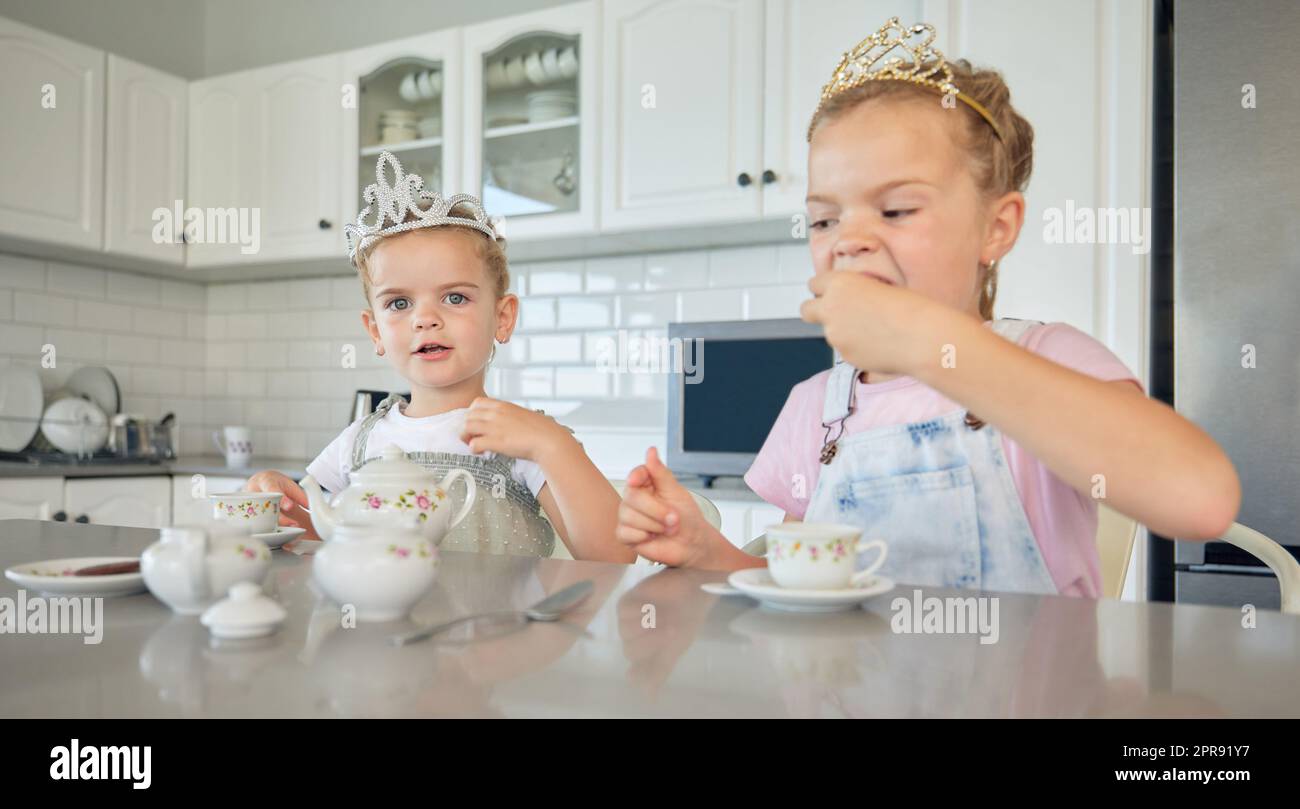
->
[743,321,1143,598]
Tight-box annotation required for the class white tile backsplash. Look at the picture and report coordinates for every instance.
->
[1,241,797,468]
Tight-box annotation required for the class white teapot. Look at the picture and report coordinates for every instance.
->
[300,444,475,547]
[141,524,271,615]
[312,519,439,623]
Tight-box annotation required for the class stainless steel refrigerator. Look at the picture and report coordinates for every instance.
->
[1154,0,1300,608]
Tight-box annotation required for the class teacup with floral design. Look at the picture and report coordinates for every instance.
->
[764,522,888,590]
[209,491,282,535]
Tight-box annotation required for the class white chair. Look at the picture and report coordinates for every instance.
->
[550,480,722,563]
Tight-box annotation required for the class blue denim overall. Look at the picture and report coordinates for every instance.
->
[350,394,556,557]
[805,318,1058,595]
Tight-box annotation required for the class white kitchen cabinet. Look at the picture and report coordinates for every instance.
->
[187,55,344,266]
[0,477,64,521]
[600,0,922,230]
[104,54,187,264]
[600,0,764,230]
[170,474,248,527]
[760,0,909,218]
[343,30,463,220]
[462,2,599,239]
[63,476,171,529]
[705,494,784,548]
[0,16,104,250]
[250,54,346,261]
[186,69,258,266]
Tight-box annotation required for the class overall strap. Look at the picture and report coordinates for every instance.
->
[350,393,406,472]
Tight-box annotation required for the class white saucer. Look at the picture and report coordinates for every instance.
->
[700,581,744,596]
[727,567,895,613]
[4,556,145,597]
[250,526,305,549]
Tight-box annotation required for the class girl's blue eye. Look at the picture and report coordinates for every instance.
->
[444,292,468,305]
[387,297,410,311]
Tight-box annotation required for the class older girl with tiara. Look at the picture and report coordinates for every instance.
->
[616,17,1240,596]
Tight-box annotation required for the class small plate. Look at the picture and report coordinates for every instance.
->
[4,556,145,597]
[250,525,305,549]
[727,567,894,613]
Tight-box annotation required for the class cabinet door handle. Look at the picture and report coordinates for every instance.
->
[761,169,777,184]
[319,219,332,230]
[736,172,753,187]
[74,514,90,524]
[52,510,67,522]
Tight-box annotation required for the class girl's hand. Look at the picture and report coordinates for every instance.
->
[617,447,725,568]
[799,270,952,376]
[244,469,319,539]
[460,397,568,463]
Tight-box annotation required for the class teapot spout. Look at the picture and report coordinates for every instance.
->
[299,475,336,540]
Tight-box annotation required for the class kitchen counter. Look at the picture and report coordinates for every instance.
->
[2,519,1297,718]
[0,455,310,480]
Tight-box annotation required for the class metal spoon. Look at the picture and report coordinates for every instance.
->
[390,580,594,646]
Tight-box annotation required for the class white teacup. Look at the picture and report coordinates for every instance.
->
[764,522,888,590]
[209,491,282,535]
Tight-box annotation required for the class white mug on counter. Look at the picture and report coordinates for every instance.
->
[212,426,252,468]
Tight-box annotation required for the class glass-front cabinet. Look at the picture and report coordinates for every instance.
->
[342,31,462,241]
[463,2,598,239]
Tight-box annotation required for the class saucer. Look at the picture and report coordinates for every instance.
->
[251,526,306,549]
[727,568,895,613]
[4,556,145,597]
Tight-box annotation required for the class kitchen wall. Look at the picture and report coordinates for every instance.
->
[0,252,207,449]
[0,240,811,476]
[198,240,814,475]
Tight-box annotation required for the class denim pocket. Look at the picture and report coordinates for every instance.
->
[836,466,981,589]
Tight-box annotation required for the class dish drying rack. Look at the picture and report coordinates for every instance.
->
[0,412,177,465]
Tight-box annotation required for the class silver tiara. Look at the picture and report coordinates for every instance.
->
[344,150,502,260]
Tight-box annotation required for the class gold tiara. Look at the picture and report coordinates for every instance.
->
[807,17,1004,143]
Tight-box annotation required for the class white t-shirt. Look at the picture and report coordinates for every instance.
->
[304,401,548,498]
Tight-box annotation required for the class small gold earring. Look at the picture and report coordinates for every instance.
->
[374,345,384,356]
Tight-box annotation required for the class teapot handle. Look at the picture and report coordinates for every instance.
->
[441,469,477,529]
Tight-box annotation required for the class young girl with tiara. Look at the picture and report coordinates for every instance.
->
[616,17,1241,595]
[245,151,634,563]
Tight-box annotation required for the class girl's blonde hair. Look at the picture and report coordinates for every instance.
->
[351,201,510,306]
[807,59,1034,320]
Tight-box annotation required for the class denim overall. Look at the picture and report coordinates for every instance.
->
[350,394,556,557]
[806,318,1058,595]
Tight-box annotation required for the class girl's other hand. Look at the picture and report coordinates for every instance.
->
[460,397,568,463]
[617,447,720,568]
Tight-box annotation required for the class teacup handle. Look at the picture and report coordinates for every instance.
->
[442,469,476,529]
[850,539,889,586]
[211,430,227,455]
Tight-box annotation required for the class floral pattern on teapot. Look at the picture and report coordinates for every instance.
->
[235,542,270,561]
[362,487,446,523]
[386,543,437,564]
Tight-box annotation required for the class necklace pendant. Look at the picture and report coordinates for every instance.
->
[819,442,838,465]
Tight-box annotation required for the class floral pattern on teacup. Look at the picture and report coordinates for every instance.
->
[362,488,445,523]
[216,499,278,519]
[769,538,850,562]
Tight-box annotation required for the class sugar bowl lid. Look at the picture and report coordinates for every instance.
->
[200,582,287,639]
[349,444,438,487]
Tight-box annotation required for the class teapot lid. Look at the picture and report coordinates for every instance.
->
[350,444,438,487]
